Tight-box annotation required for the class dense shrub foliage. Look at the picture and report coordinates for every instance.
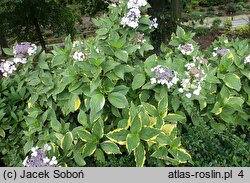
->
[0,0,249,167]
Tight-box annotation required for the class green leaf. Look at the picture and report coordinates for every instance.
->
[108,92,128,108]
[0,128,5,138]
[52,54,66,67]
[101,60,120,73]
[92,121,104,139]
[158,95,168,118]
[223,73,241,91]
[61,132,73,152]
[73,150,86,166]
[151,146,169,160]
[96,28,109,36]
[50,118,62,132]
[24,140,33,155]
[211,102,223,115]
[165,113,186,123]
[155,132,172,145]
[90,93,105,113]
[77,110,88,128]
[2,48,14,56]
[162,124,176,136]
[220,86,230,102]
[176,148,192,162]
[82,143,97,157]
[78,129,96,143]
[130,116,142,134]
[134,143,146,167]
[139,127,161,141]
[142,102,158,117]
[100,141,121,154]
[225,97,244,111]
[115,50,128,62]
[106,128,129,145]
[171,95,180,112]
[144,54,157,75]
[74,95,81,111]
[132,73,146,90]
[95,148,105,163]
[126,134,140,154]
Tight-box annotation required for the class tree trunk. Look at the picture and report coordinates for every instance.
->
[33,16,46,50]
[148,0,166,12]
[0,35,8,56]
[29,6,46,51]
[171,0,182,21]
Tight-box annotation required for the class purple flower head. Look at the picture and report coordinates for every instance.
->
[14,42,37,58]
[23,144,58,167]
[150,65,179,88]
[154,66,174,80]
[216,48,230,56]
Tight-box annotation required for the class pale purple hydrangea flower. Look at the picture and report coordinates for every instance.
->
[178,43,194,55]
[150,65,179,89]
[121,7,141,28]
[212,48,230,57]
[13,42,37,58]
[121,0,148,28]
[0,60,16,77]
[23,144,58,167]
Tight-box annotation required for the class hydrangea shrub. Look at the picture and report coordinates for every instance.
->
[0,0,249,167]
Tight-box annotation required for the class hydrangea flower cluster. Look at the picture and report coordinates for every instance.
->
[149,18,158,29]
[0,42,37,78]
[73,51,86,61]
[178,57,206,98]
[244,54,250,64]
[13,42,37,64]
[134,33,145,49]
[150,65,179,89]
[72,40,84,48]
[0,60,16,77]
[121,0,147,28]
[178,43,194,55]
[23,144,58,167]
[212,47,230,57]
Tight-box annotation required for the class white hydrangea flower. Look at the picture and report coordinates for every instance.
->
[27,44,37,56]
[49,156,58,165]
[178,88,184,93]
[43,157,50,164]
[186,93,192,98]
[72,41,83,48]
[23,156,28,166]
[43,144,51,151]
[73,51,85,61]
[149,18,158,29]
[185,63,195,70]
[13,57,27,64]
[150,77,157,84]
[127,0,147,9]
[193,88,201,95]
[0,60,17,77]
[31,146,39,157]
[121,7,141,28]
[244,54,250,64]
